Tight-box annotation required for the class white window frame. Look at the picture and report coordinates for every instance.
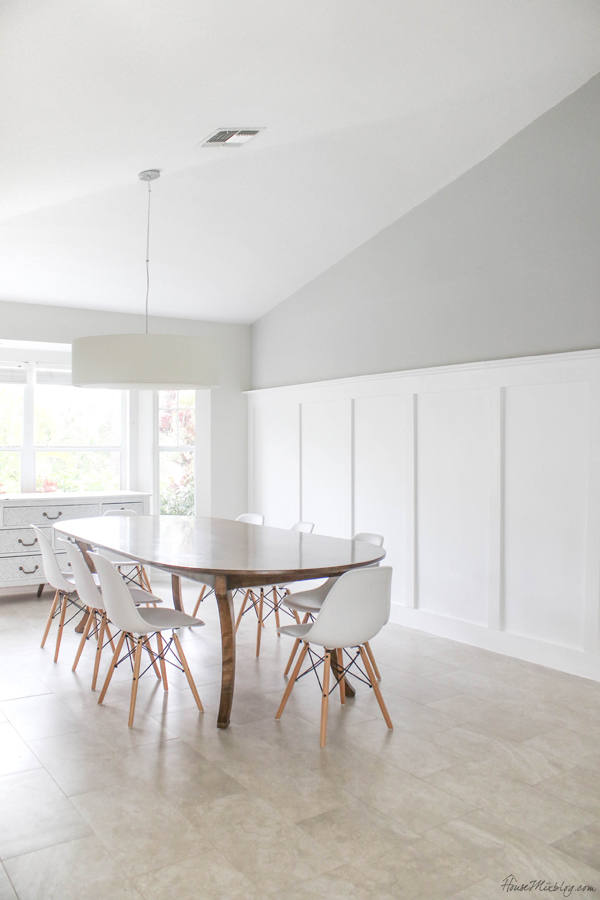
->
[0,361,128,493]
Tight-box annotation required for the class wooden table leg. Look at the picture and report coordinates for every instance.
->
[214,574,236,728]
[330,648,356,698]
[171,574,184,612]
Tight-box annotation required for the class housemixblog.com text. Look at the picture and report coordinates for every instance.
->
[501,875,597,896]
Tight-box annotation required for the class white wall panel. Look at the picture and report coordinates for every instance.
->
[504,382,589,649]
[353,394,410,606]
[253,403,299,527]
[301,399,351,538]
[248,350,600,681]
[417,389,493,625]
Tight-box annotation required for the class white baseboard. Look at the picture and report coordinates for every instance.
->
[390,604,600,682]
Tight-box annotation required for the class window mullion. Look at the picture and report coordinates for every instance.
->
[21,362,36,492]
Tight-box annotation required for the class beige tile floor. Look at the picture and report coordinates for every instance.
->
[0,576,599,899]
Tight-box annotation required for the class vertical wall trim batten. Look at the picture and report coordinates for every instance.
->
[488,387,504,630]
[406,393,417,608]
[583,379,600,654]
[350,398,355,537]
[247,403,255,513]
[298,402,303,522]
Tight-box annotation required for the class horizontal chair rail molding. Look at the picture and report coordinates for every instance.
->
[248,348,600,682]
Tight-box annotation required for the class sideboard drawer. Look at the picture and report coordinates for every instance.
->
[0,527,51,555]
[0,553,69,583]
[100,501,144,515]
[0,554,44,583]
[3,503,100,527]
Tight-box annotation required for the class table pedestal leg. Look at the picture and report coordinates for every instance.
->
[171,574,184,612]
[215,575,236,729]
[330,649,356,698]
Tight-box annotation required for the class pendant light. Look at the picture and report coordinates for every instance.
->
[71,170,219,390]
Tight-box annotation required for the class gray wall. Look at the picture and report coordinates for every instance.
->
[251,74,600,389]
[0,300,250,518]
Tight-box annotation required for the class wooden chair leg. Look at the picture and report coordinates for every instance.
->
[337,649,346,704]
[234,589,250,632]
[283,637,302,677]
[105,621,116,652]
[276,642,309,720]
[98,632,126,705]
[320,651,331,747]
[156,631,168,690]
[91,613,107,691]
[173,631,203,712]
[256,590,265,658]
[273,588,281,631]
[72,606,94,671]
[128,638,143,727]
[364,641,381,681]
[192,584,207,618]
[359,646,393,729]
[41,589,60,648]
[54,592,68,662]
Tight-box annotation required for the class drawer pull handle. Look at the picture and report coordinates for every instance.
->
[19,564,39,575]
[18,538,38,547]
[43,511,63,520]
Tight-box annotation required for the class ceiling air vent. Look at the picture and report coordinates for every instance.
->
[200,128,264,148]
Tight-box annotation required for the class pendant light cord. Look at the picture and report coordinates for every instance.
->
[145,178,151,335]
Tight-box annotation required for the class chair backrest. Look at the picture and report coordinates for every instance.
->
[103,508,138,517]
[304,566,392,649]
[89,553,151,635]
[352,532,384,547]
[291,521,314,533]
[31,525,74,593]
[236,513,264,525]
[58,540,104,610]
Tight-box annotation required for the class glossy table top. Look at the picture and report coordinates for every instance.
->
[54,516,385,587]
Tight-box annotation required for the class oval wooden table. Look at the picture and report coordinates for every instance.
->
[54,515,386,728]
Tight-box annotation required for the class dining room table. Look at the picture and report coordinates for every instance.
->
[53,515,386,728]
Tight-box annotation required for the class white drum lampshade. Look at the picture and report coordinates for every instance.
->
[71,333,219,390]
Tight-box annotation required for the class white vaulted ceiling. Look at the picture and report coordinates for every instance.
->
[1,0,600,322]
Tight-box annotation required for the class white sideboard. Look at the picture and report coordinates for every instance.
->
[0,491,151,591]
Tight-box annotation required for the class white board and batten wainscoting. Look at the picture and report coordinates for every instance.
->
[247,349,600,681]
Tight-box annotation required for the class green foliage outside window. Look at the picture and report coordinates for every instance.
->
[158,390,195,515]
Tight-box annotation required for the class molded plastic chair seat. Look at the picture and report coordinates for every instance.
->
[281,533,384,679]
[235,513,264,525]
[276,565,393,747]
[130,606,200,629]
[61,540,164,690]
[34,525,86,662]
[235,521,315,657]
[192,512,266,618]
[90,553,205,727]
[101,508,152,592]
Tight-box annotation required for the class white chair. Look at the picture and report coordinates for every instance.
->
[235,513,264,525]
[101,508,152,592]
[276,565,393,746]
[35,526,87,663]
[191,512,266,617]
[282,533,384,678]
[60,540,163,690]
[235,521,315,657]
[90,553,205,727]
